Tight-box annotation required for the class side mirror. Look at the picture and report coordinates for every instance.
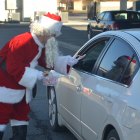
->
[95,16,100,23]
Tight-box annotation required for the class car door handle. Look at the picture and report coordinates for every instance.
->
[76,85,82,92]
[106,96,113,104]
[106,98,112,103]
[68,75,76,83]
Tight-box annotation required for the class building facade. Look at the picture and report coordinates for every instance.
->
[0,0,58,22]
[0,0,139,22]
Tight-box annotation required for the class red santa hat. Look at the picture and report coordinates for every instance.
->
[39,12,62,37]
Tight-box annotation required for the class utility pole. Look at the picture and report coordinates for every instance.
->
[120,0,127,10]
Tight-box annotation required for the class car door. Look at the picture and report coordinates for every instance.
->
[79,37,139,140]
[90,12,105,35]
[101,12,112,31]
[57,70,82,135]
[71,37,111,139]
[96,12,110,32]
[57,37,111,136]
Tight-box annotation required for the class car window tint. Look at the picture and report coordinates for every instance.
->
[97,38,139,85]
[74,38,109,73]
[128,12,140,21]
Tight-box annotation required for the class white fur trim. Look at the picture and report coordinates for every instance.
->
[19,67,39,89]
[31,33,44,49]
[54,56,70,75]
[40,15,62,28]
[30,47,42,68]
[25,89,32,103]
[10,120,29,126]
[30,33,44,68]
[40,16,62,37]
[0,125,7,131]
[0,87,25,103]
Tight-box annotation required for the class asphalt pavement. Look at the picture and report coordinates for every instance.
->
[2,15,88,140]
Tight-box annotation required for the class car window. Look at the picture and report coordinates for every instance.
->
[128,12,140,21]
[97,38,139,85]
[103,12,111,21]
[74,38,110,73]
[97,12,105,20]
[114,12,127,20]
[113,12,140,21]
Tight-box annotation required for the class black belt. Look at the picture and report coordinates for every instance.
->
[0,56,3,64]
[0,56,6,70]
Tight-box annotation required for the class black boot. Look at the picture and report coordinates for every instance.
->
[10,125,27,140]
[0,132,3,140]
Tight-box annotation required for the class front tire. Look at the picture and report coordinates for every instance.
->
[48,86,59,131]
[106,129,120,140]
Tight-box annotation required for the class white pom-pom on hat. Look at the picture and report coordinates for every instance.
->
[39,12,62,37]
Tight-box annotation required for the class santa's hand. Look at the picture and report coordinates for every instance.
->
[43,76,57,86]
[43,70,62,86]
[37,69,51,81]
[43,70,50,77]
[67,54,86,66]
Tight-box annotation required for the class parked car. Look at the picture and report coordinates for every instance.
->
[87,10,140,39]
[47,29,140,140]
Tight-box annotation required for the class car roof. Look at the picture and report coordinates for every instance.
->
[103,10,139,13]
[92,29,140,55]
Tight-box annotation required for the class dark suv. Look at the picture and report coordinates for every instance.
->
[87,10,140,39]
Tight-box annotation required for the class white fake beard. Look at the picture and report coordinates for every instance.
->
[45,37,59,69]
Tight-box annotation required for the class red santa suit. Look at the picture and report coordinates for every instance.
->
[0,31,72,127]
[0,32,47,125]
[0,12,78,132]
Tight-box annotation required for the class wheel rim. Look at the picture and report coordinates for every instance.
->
[48,88,56,126]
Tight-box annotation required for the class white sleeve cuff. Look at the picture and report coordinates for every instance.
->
[10,120,29,126]
[37,71,44,80]
[19,67,41,89]
[54,55,70,75]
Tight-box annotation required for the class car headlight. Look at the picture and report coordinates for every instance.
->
[121,106,140,129]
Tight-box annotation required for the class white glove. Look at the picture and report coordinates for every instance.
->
[67,54,86,66]
[67,56,79,66]
[43,70,62,86]
[37,71,44,80]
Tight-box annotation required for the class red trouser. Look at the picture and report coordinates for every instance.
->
[0,97,30,124]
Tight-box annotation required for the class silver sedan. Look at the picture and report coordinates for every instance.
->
[47,29,140,140]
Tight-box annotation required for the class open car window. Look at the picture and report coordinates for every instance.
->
[74,38,110,73]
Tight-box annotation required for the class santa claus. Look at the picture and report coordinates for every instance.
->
[0,12,83,140]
